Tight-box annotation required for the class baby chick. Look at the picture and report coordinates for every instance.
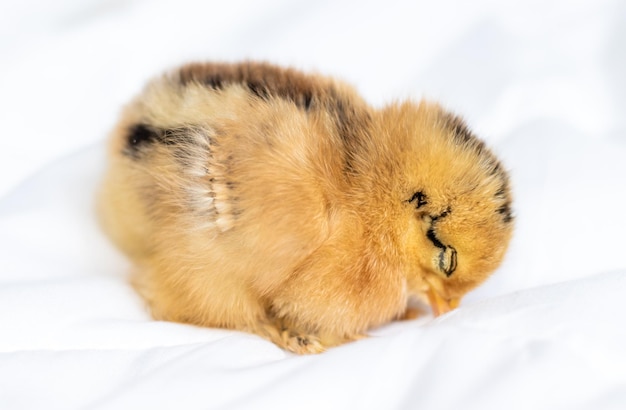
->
[98,61,513,354]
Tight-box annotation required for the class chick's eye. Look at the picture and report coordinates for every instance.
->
[407,191,427,209]
[423,208,457,278]
[427,229,458,278]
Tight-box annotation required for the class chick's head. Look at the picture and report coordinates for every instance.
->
[369,101,514,316]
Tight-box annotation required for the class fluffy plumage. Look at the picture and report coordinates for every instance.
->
[98,61,514,353]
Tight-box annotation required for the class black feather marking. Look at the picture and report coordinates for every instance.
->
[302,92,313,110]
[407,191,428,208]
[177,62,369,176]
[247,81,269,100]
[128,124,157,146]
[490,161,503,177]
[123,124,197,159]
[441,112,478,145]
[497,203,514,223]
[180,62,319,111]
[431,207,451,221]
[205,73,224,89]
[124,124,160,158]
[495,185,507,198]
[426,228,446,250]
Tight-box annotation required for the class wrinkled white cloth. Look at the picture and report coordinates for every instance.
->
[1,1,625,409]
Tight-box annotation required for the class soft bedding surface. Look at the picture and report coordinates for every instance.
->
[1,1,625,409]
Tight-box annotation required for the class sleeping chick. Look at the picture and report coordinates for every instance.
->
[98,61,513,354]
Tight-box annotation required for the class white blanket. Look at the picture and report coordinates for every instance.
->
[1,1,625,409]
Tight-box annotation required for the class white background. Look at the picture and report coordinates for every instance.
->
[1,1,625,409]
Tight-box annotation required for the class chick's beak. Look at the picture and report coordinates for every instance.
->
[426,288,460,317]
